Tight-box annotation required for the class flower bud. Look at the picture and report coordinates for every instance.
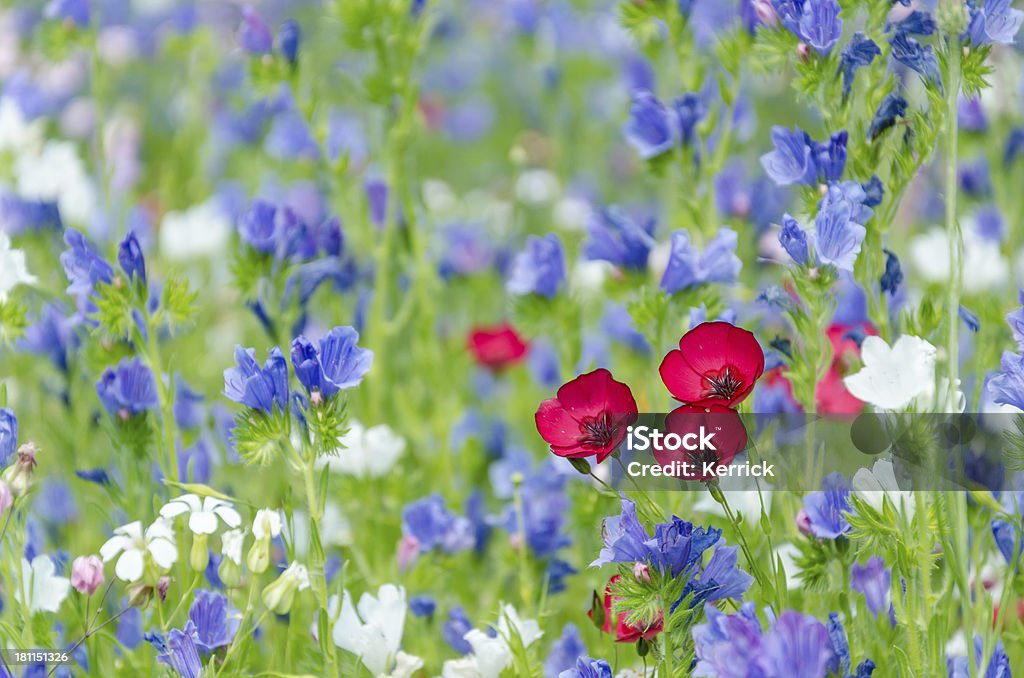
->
[247,534,271,574]
[261,562,310,615]
[397,535,420,571]
[632,561,651,584]
[796,508,813,536]
[2,442,38,496]
[71,555,105,595]
[190,533,209,571]
[157,576,171,602]
[277,20,300,67]
[0,481,12,517]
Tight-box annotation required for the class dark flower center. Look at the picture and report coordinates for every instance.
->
[579,411,618,448]
[702,367,744,401]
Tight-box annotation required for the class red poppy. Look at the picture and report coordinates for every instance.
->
[654,405,748,480]
[589,575,663,643]
[535,368,638,463]
[659,322,764,407]
[815,323,877,414]
[467,323,529,371]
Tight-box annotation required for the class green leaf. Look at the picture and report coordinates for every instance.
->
[232,408,291,466]
[0,298,29,345]
[92,279,137,340]
[159,274,199,332]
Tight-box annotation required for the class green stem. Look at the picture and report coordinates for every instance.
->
[301,449,338,676]
[944,40,963,403]
[140,319,180,484]
[512,475,534,607]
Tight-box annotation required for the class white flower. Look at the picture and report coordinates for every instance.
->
[252,508,283,539]
[852,458,916,519]
[320,421,406,478]
[515,169,560,205]
[570,260,609,298]
[441,656,484,678]
[221,528,245,565]
[0,97,42,155]
[16,556,70,613]
[332,584,407,676]
[458,630,513,678]
[99,519,177,582]
[495,603,542,648]
[0,232,37,301]
[159,494,242,534]
[379,651,424,678]
[910,226,1008,294]
[159,199,232,260]
[15,140,96,225]
[842,335,937,410]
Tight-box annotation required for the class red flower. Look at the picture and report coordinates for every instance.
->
[467,323,528,371]
[815,323,877,414]
[535,368,638,463]
[654,405,748,480]
[659,322,764,407]
[589,575,663,643]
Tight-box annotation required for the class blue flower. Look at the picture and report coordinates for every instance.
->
[959,97,988,133]
[802,472,852,539]
[154,622,203,678]
[679,542,754,610]
[760,611,834,676]
[45,0,90,26]
[692,602,763,675]
[660,228,741,293]
[779,213,809,265]
[583,207,656,270]
[622,91,678,159]
[239,6,273,54]
[966,0,1023,45]
[973,204,1005,241]
[402,494,474,554]
[265,111,320,160]
[223,346,290,414]
[959,306,980,333]
[761,126,813,185]
[867,91,908,140]
[442,606,475,654]
[655,515,723,578]
[507,234,566,298]
[0,193,62,234]
[948,636,1011,678]
[188,589,237,653]
[601,303,649,353]
[890,10,936,36]
[851,556,891,618]
[60,229,114,316]
[811,131,848,183]
[0,408,18,467]
[1006,291,1024,347]
[798,0,842,54]
[812,183,867,272]
[674,93,706,146]
[117,231,146,284]
[558,656,613,678]
[290,326,373,399]
[889,31,942,90]
[544,624,587,678]
[826,613,851,676]
[1005,127,1024,166]
[96,358,159,418]
[438,223,496,278]
[838,33,880,97]
[959,157,992,198]
[862,175,885,207]
[880,249,903,294]
[277,19,301,66]
[987,351,1024,410]
[18,303,80,372]
[409,595,436,618]
[590,496,654,568]
[365,177,389,228]
[496,462,571,558]
[174,377,205,430]
[991,519,1021,568]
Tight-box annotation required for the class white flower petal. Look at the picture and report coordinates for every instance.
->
[115,549,145,582]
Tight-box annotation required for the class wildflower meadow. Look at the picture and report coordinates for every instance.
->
[2,0,1024,676]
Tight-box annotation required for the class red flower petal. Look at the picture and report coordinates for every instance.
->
[654,405,748,479]
[467,323,529,371]
[660,322,765,407]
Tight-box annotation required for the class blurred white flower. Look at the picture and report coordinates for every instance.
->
[159,199,233,261]
[16,555,70,613]
[569,259,609,298]
[495,603,543,648]
[15,140,96,225]
[320,420,406,478]
[100,519,177,582]
[440,604,541,678]
[0,97,42,154]
[252,508,283,539]
[910,226,1008,293]
[843,335,937,410]
[553,196,591,231]
[515,169,560,205]
[159,494,242,534]
[852,458,915,519]
[380,651,424,678]
[220,528,245,565]
[0,232,37,301]
[333,584,407,675]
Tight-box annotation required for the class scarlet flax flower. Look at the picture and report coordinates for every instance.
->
[535,368,638,463]
[589,575,663,643]
[659,322,765,407]
[655,405,748,479]
[467,323,529,371]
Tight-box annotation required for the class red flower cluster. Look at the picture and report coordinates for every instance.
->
[467,323,529,371]
[533,322,763,473]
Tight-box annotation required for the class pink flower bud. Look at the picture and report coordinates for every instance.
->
[71,555,105,595]
[796,43,810,62]
[0,481,12,517]
[397,535,420,571]
[632,561,651,584]
[796,508,813,535]
[157,576,171,602]
[753,0,778,27]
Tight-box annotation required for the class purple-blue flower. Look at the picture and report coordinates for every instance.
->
[558,656,613,678]
[154,622,203,678]
[779,213,809,264]
[660,228,741,293]
[966,0,1024,45]
[277,20,301,66]
[507,233,566,298]
[0,194,62,234]
[991,519,1021,567]
[45,0,90,26]
[987,351,1024,410]
[889,31,942,90]
[759,610,834,676]
[442,606,475,654]
[947,636,1011,678]
[959,157,992,198]
[880,249,903,294]
[680,542,754,610]
[838,33,880,98]
[265,112,320,161]
[674,93,706,146]
[223,346,290,414]
[545,624,587,678]
[590,496,655,568]
[583,207,656,270]
[96,358,159,418]
[409,595,436,618]
[401,494,475,554]
[495,461,570,558]
[289,326,373,399]
[761,126,813,185]
[239,6,273,55]
[365,177,389,228]
[851,556,891,618]
[60,229,114,315]
[692,602,763,675]
[812,183,867,272]
[797,0,842,54]
[891,10,936,36]
[0,408,17,467]
[802,472,852,539]
[117,231,147,284]
[867,91,908,141]
[188,589,237,653]
[623,91,678,159]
